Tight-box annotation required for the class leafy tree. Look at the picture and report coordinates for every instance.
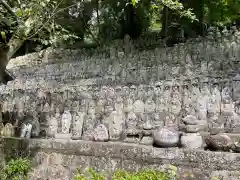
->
[0,0,240,59]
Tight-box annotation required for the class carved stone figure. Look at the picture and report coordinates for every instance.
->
[137,84,146,100]
[87,100,96,120]
[155,96,166,113]
[25,123,33,139]
[152,112,164,129]
[71,111,84,140]
[31,112,40,138]
[181,115,208,133]
[60,109,72,134]
[93,124,109,142]
[182,79,192,106]
[125,101,137,131]
[233,74,240,101]
[95,98,105,115]
[82,115,95,141]
[222,79,232,101]
[208,112,224,135]
[71,100,79,112]
[232,103,240,133]
[3,123,14,137]
[47,114,58,138]
[163,80,172,105]
[43,102,50,113]
[108,111,124,141]
[211,79,221,114]
[20,123,28,138]
[191,78,201,107]
[55,107,61,133]
[197,95,208,121]
[114,96,124,115]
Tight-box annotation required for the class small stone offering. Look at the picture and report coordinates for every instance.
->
[205,134,233,151]
[93,124,109,142]
[153,127,180,147]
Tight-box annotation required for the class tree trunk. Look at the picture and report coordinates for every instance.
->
[7,17,36,59]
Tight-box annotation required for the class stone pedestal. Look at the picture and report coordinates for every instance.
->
[140,136,153,145]
[55,133,71,139]
[180,133,203,149]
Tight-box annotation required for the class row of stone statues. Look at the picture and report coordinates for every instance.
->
[0,77,239,145]
[2,25,240,151]
[1,74,240,95]
[6,26,240,80]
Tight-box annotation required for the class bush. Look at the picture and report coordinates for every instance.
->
[74,166,178,180]
[0,158,31,180]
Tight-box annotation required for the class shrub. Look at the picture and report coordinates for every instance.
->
[0,158,31,180]
[74,166,178,180]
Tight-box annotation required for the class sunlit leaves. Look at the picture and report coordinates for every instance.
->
[1,31,6,42]
[131,0,140,6]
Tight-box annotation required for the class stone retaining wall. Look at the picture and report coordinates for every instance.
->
[1,138,240,179]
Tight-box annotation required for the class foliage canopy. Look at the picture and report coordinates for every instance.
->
[0,0,239,56]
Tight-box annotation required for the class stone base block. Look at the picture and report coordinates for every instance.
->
[55,133,71,139]
[181,134,203,149]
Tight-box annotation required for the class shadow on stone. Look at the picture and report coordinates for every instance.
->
[0,137,40,165]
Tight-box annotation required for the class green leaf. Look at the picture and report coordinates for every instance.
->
[1,31,6,41]
[131,0,139,6]
[16,10,23,17]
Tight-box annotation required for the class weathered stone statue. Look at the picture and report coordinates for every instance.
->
[3,123,14,137]
[182,79,192,106]
[25,123,33,139]
[47,114,58,138]
[163,80,172,105]
[232,102,240,133]
[191,78,201,108]
[55,107,61,133]
[82,101,96,141]
[222,79,232,101]
[233,74,240,101]
[125,98,137,131]
[71,110,84,140]
[108,111,124,141]
[93,124,109,142]
[95,98,105,115]
[210,79,221,114]
[114,96,124,115]
[208,111,224,135]
[55,107,72,139]
[31,111,40,138]
[20,123,28,138]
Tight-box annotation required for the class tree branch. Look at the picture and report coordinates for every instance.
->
[0,0,19,23]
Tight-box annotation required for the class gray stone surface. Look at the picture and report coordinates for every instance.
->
[2,26,240,178]
[0,138,240,179]
[2,27,240,150]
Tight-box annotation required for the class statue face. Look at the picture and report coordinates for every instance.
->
[123,86,129,95]
[213,83,219,89]
[235,106,240,115]
[105,105,113,114]
[173,85,179,92]
[115,86,122,93]
[130,86,136,94]
[164,85,170,91]
[154,113,160,121]
[202,82,209,90]
[154,86,162,95]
